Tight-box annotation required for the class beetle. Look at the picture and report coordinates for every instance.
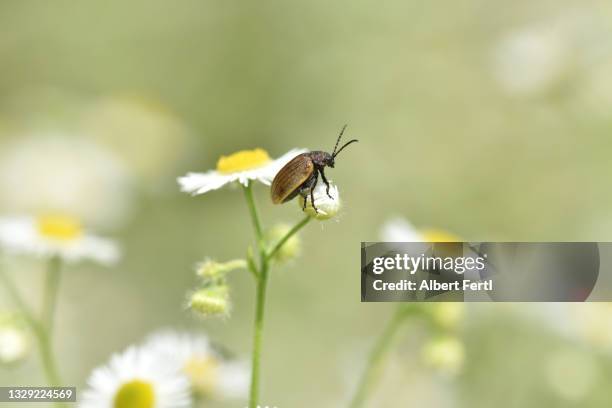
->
[270,125,358,213]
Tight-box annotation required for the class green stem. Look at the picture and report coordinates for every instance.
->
[0,265,38,328]
[40,256,63,389]
[348,307,406,408]
[242,183,312,408]
[243,182,268,408]
[37,329,62,388]
[43,256,62,332]
[266,215,311,261]
[243,183,264,247]
[249,260,268,408]
[0,257,64,392]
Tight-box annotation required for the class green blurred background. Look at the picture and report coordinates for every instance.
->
[1,0,612,406]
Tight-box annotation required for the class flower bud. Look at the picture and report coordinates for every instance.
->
[298,183,340,220]
[189,285,229,317]
[265,224,301,264]
[428,303,465,331]
[196,259,246,280]
[0,313,30,365]
[421,336,465,375]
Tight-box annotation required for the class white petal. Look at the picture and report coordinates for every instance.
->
[177,171,233,195]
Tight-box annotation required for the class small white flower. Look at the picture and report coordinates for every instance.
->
[80,346,191,408]
[178,148,305,195]
[298,182,341,220]
[0,215,120,265]
[144,331,249,400]
[380,217,423,242]
[380,217,460,242]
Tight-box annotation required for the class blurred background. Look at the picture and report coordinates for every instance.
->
[1,0,612,406]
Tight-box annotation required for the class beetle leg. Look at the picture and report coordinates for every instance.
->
[310,171,319,213]
[320,168,332,199]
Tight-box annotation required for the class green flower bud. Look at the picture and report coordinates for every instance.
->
[428,303,465,331]
[189,285,229,317]
[196,259,246,280]
[421,336,465,375]
[265,224,301,264]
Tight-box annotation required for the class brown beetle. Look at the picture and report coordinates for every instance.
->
[270,125,358,213]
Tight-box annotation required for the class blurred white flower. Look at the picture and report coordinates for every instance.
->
[0,313,30,365]
[492,24,571,96]
[0,215,120,265]
[421,336,465,376]
[80,346,191,408]
[178,148,304,195]
[82,95,195,185]
[0,134,133,229]
[380,217,460,242]
[380,217,422,242]
[298,183,340,220]
[144,331,249,400]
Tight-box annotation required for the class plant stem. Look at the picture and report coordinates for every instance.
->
[243,182,268,408]
[0,257,64,391]
[348,307,406,408]
[0,265,38,328]
[40,256,63,389]
[243,183,264,247]
[43,256,62,332]
[266,215,311,261]
[249,259,268,408]
[243,184,312,408]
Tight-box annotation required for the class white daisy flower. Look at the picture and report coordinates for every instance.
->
[0,215,120,265]
[298,182,341,220]
[143,330,249,400]
[0,135,133,229]
[178,148,305,195]
[380,217,460,242]
[80,346,191,408]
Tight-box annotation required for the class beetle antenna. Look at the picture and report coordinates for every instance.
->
[333,139,359,158]
[332,124,347,156]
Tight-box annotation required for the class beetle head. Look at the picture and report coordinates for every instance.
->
[331,125,358,163]
[325,153,335,168]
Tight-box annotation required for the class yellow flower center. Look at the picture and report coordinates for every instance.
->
[422,229,460,243]
[37,216,83,241]
[184,356,219,396]
[113,380,155,408]
[216,148,271,174]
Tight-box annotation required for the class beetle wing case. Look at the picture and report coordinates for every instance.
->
[270,153,314,204]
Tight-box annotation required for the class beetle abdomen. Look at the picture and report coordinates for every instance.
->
[270,153,314,204]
